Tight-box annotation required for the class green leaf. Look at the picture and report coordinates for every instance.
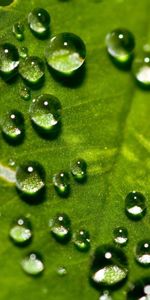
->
[0,0,150,299]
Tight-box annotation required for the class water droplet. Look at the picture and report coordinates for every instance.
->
[16,161,45,197]
[28,8,50,37]
[135,240,150,267]
[73,229,90,252]
[49,213,71,243]
[125,191,146,220]
[20,86,31,100]
[53,171,70,197]
[8,158,15,167]
[106,28,135,66]
[13,22,24,41]
[45,32,86,76]
[113,227,128,246]
[29,94,61,136]
[127,277,150,299]
[9,216,32,246]
[19,56,45,85]
[132,51,150,88]
[21,252,44,276]
[1,110,24,143]
[71,158,87,182]
[99,291,112,300]
[0,43,19,76]
[18,46,28,59]
[57,266,67,276]
[90,245,128,289]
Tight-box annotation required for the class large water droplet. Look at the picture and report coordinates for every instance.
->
[19,56,45,85]
[127,277,150,299]
[49,213,71,243]
[45,32,86,76]
[13,22,24,41]
[135,240,150,266]
[132,51,150,88]
[71,158,87,182]
[1,110,24,143]
[20,86,31,100]
[9,216,32,246]
[16,161,45,197]
[90,245,128,289]
[125,191,146,220]
[73,229,90,252]
[106,28,135,66]
[0,43,19,76]
[53,171,70,197]
[21,252,44,276]
[113,227,128,246]
[29,94,61,137]
[28,8,50,37]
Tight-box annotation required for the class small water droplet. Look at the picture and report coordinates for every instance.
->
[99,291,112,300]
[21,252,44,276]
[45,32,86,76]
[8,158,15,167]
[90,244,128,289]
[113,227,128,246]
[125,191,146,220]
[132,51,150,88]
[28,8,50,37]
[18,46,28,59]
[57,266,67,276]
[12,22,24,41]
[9,216,32,246]
[20,86,31,100]
[0,43,19,76]
[71,158,87,182]
[135,240,150,267]
[1,110,24,143]
[127,277,150,299]
[106,28,135,66]
[73,229,90,252]
[16,161,45,197]
[49,213,71,243]
[19,56,45,85]
[29,94,61,136]
[53,171,70,197]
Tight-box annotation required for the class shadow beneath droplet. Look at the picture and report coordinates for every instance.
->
[134,78,150,91]
[31,120,62,140]
[30,28,51,40]
[89,275,128,291]
[47,63,86,88]
[73,174,88,184]
[9,235,32,248]
[108,53,134,71]
[125,208,146,221]
[17,186,46,206]
[0,69,19,83]
[2,130,25,147]
[20,74,45,90]
[54,185,71,199]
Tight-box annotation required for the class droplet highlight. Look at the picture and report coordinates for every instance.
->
[113,227,128,246]
[21,252,44,276]
[132,51,150,88]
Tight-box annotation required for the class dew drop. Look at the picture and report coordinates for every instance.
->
[113,227,128,246]
[20,86,31,100]
[19,56,45,85]
[9,216,32,246]
[132,51,150,88]
[73,229,90,252]
[135,240,150,267]
[29,94,61,135]
[28,8,50,37]
[0,43,19,76]
[106,28,135,66]
[18,46,28,59]
[71,158,87,182]
[125,191,146,220]
[57,266,67,276]
[1,110,24,143]
[16,161,45,197]
[45,32,86,76]
[8,158,15,167]
[90,244,128,289]
[49,213,71,243]
[53,171,70,197]
[99,291,112,300]
[127,277,150,299]
[13,22,24,41]
[21,252,44,276]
